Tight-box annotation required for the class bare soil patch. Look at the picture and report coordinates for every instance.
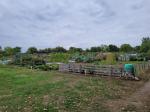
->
[106,78,150,112]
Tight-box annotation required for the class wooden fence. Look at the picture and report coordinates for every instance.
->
[135,62,150,75]
[59,63,123,76]
[59,62,150,77]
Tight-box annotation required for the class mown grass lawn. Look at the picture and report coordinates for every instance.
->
[0,65,147,112]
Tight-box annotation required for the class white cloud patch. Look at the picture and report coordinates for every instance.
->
[0,0,150,51]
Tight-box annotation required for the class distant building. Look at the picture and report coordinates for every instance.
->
[118,53,138,61]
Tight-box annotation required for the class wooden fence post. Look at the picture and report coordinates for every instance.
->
[110,66,113,76]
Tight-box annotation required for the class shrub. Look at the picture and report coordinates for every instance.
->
[129,56,137,61]
[48,53,71,63]
[36,65,51,71]
[49,64,59,70]
[35,64,59,71]
[12,54,46,66]
[106,53,117,65]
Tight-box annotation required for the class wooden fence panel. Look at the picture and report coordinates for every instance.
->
[59,62,150,77]
[59,64,69,72]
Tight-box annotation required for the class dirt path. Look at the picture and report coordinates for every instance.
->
[107,80,150,112]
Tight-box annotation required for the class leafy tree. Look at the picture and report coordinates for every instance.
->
[0,46,3,58]
[120,44,133,52]
[27,47,38,54]
[38,48,52,54]
[108,44,119,52]
[0,46,2,54]
[140,37,150,53]
[45,48,52,53]
[88,45,109,52]
[101,45,109,52]
[13,47,21,54]
[4,47,14,56]
[68,47,83,53]
[85,48,90,52]
[147,50,150,58]
[53,46,67,53]
[134,46,141,53]
[2,47,21,56]
[90,47,102,52]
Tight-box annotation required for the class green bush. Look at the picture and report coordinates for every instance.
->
[105,53,117,65]
[129,56,137,61]
[36,65,51,71]
[35,64,59,71]
[49,64,59,70]
[13,54,46,66]
[72,53,95,63]
[48,53,71,63]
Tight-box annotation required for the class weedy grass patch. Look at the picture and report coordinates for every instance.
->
[0,65,148,112]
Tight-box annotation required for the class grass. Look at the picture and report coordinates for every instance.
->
[0,65,149,112]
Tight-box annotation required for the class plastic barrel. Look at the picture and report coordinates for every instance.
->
[124,64,134,74]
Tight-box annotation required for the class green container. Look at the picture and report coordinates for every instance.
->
[124,64,134,73]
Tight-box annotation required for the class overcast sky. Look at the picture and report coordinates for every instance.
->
[0,0,150,51]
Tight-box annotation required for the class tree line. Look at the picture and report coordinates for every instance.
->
[0,37,150,57]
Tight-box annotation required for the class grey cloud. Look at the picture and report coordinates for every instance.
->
[0,0,150,51]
